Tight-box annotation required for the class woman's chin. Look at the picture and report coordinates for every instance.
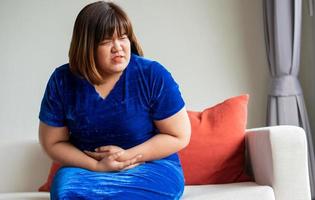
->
[98,61,129,75]
[107,64,127,74]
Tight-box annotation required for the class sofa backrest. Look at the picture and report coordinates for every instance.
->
[0,140,51,192]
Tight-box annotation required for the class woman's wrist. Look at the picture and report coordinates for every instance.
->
[88,158,101,171]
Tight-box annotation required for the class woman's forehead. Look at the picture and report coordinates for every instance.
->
[102,27,127,39]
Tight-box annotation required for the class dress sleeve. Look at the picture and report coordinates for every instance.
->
[39,70,66,127]
[149,62,185,120]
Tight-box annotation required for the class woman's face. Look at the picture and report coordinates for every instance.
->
[96,30,131,78]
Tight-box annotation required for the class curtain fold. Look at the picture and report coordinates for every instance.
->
[263,0,315,199]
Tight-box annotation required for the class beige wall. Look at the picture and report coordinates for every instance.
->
[0,0,269,140]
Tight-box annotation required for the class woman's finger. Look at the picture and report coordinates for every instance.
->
[108,151,124,160]
[119,154,142,170]
[84,151,105,160]
[122,163,140,170]
[84,151,97,159]
[122,162,145,170]
[95,145,119,152]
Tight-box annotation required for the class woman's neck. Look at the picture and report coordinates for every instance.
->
[97,71,123,86]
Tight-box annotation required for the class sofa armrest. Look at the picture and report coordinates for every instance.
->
[245,125,311,200]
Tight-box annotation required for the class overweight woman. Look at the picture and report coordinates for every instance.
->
[38,1,191,199]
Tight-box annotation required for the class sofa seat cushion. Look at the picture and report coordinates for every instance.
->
[0,192,49,200]
[0,183,274,200]
[182,182,275,200]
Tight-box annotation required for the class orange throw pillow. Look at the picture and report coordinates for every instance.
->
[38,162,61,192]
[178,94,252,185]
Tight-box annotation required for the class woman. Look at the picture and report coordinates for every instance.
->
[39,1,191,199]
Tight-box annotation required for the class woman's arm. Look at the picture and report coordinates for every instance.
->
[39,122,141,171]
[95,107,191,162]
[39,122,97,170]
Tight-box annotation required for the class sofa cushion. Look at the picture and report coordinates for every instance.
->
[182,182,275,200]
[0,140,51,193]
[1,183,275,200]
[0,192,50,200]
[38,162,61,192]
[178,95,252,184]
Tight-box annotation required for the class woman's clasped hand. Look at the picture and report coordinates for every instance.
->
[84,145,143,171]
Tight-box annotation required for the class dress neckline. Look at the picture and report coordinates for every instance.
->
[89,68,126,101]
[82,54,135,101]
[96,71,125,101]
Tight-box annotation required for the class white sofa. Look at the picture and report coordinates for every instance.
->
[0,126,311,200]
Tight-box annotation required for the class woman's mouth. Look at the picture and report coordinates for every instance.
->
[112,55,124,63]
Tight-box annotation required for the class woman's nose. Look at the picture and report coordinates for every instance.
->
[112,40,122,52]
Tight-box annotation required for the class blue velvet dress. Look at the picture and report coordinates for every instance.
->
[39,54,186,200]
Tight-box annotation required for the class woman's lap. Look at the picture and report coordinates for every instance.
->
[51,159,184,200]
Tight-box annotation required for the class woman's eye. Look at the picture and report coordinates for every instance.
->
[120,35,128,39]
[100,40,111,45]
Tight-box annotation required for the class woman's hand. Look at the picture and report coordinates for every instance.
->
[84,145,143,171]
[94,152,142,172]
[84,145,124,161]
